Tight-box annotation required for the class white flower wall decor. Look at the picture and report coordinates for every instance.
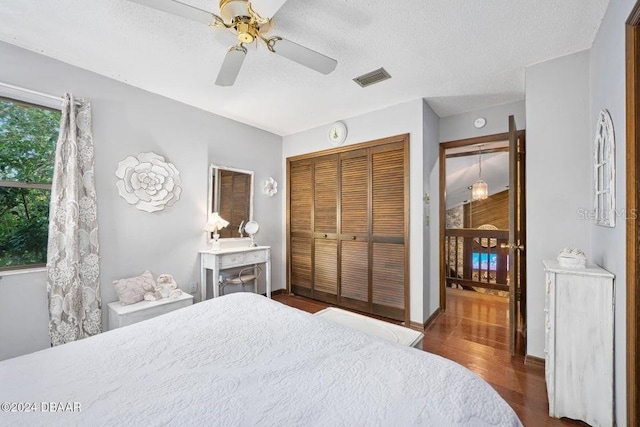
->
[263,177,278,197]
[115,152,182,212]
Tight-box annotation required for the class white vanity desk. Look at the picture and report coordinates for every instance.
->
[199,245,271,301]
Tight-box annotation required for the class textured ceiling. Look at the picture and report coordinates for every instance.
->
[0,0,609,136]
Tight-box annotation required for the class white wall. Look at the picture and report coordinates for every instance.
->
[525,50,592,359]
[282,99,437,323]
[589,0,635,424]
[422,100,440,317]
[439,100,526,142]
[0,269,50,360]
[0,41,283,360]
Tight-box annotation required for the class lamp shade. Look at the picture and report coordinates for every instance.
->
[472,179,488,201]
[204,212,229,232]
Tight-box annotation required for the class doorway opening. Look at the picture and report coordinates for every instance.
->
[439,116,526,356]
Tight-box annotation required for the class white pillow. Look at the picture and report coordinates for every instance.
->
[113,270,156,305]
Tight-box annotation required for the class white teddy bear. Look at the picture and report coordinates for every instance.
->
[156,274,183,299]
[143,273,182,301]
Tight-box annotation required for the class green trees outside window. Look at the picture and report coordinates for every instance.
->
[0,98,60,269]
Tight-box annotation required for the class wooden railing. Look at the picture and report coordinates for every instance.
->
[444,228,509,292]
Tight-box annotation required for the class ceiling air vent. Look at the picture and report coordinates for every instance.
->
[353,67,391,88]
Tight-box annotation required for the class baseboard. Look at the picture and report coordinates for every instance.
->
[408,308,441,331]
[270,289,287,296]
[525,354,545,368]
[424,308,441,329]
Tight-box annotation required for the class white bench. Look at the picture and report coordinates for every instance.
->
[314,307,424,349]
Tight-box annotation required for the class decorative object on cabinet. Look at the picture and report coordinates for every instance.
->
[156,274,183,299]
[263,177,278,196]
[113,270,157,306]
[108,292,193,330]
[208,164,253,239]
[556,248,587,268]
[543,261,614,426]
[204,212,229,251]
[593,109,615,227]
[199,246,271,301]
[115,152,182,212]
[327,121,347,146]
[244,220,260,247]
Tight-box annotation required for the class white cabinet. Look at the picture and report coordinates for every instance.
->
[108,293,193,330]
[543,261,614,427]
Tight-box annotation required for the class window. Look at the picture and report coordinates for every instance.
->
[0,97,60,270]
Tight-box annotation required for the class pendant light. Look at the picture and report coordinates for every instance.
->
[472,144,488,201]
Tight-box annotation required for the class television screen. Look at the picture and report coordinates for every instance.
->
[472,252,497,271]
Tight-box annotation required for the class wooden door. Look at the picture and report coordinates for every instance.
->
[339,148,370,312]
[371,142,408,321]
[289,159,313,298]
[508,115,527,355]
[313,154,338,303]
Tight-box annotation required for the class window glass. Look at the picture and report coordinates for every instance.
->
[0,98,60,269]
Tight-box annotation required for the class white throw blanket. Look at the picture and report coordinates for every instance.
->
[0,293,522,426]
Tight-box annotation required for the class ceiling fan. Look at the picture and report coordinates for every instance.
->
[129,0,338,86]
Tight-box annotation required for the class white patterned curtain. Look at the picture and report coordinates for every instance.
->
[46,94,101,346]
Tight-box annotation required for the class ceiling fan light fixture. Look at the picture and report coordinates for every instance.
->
[219,0,249,22]
[235,19,257,43]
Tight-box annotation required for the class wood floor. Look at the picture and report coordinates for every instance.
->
[273,288,587,427]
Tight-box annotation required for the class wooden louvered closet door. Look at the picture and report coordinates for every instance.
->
[289,159,313,296]
[287,135,409,323]
[339,148,370,312]
[313,154,338,303]
[371,142,407,320]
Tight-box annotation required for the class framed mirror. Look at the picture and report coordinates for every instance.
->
[208,164,254,239]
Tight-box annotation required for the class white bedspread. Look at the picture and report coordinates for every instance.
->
[0,293,521,426]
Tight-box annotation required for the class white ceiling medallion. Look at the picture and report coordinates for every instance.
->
[327,121,348,146]
[474,117,487,129]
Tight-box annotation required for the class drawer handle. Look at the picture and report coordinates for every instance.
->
[324,234,328,238]
[352,236,356,240]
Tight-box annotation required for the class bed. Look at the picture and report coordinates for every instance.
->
[0,293,522,426]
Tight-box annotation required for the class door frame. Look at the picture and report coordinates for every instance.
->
[626,2,640,425]
[438,125,526,355]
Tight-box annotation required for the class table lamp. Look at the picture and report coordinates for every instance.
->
[204,212,229,251]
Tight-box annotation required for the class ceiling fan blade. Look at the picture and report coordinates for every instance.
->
[270,38,337,75]
[215,45,247,86]
[128,0,214,25]
[249,0,288,18]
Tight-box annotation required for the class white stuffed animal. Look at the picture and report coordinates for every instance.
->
[156,274,182,299]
